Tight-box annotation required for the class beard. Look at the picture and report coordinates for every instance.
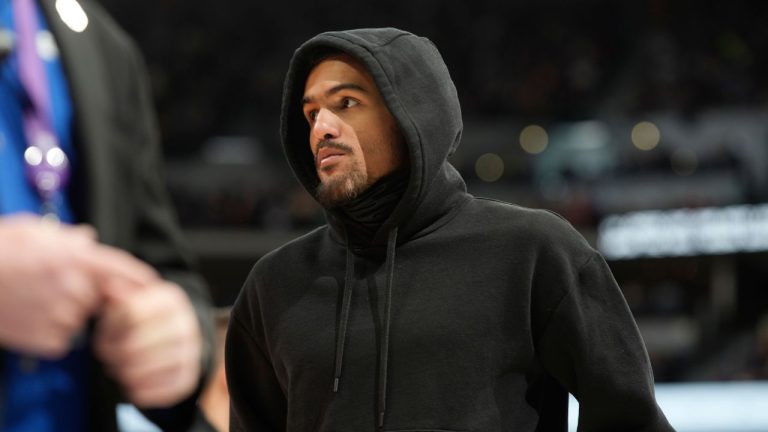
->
[314,139,369,207]
[316,168,368,208]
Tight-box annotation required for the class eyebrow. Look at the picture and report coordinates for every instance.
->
[302,83,368,105]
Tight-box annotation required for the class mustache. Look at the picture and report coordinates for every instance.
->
[314,140,353,162]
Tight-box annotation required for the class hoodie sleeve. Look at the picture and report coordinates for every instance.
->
[226,271,287,432]
[535,251,675,432]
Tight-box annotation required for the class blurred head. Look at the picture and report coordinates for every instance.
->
[301,52,406,207]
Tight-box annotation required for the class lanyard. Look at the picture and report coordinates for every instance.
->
[13,0,69,217]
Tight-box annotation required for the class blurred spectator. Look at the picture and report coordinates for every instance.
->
[0,0,213,430]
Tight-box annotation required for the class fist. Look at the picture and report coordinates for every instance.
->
[0,215,157,358]
[94,280,203,407]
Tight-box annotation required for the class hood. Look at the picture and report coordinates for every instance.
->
[279,28,470,428]
[280,27,467,245]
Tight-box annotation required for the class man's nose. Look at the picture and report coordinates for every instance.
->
[312,108,341,142]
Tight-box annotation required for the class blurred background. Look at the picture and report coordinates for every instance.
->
[99,0,768,430]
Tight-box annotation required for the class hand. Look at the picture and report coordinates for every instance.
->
[94,280,203,408]
[0,215,158,358]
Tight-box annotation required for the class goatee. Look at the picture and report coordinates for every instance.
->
[316,170,368,207]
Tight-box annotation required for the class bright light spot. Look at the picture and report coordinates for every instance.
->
[36,31,59,61]
[519,125,548,154]
[24,146,43,166]
[598,204,768,259]
[475,153,505,182]
[631,121,660,151]
[56,0,89,33]
[671,148,698,176]
[46,148,67,167]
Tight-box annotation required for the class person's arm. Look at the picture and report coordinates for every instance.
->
[90,27,214,431]
[535,250,675,431]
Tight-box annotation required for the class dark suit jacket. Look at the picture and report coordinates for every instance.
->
[0,1,214,430]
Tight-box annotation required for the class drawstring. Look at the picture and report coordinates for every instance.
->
[378,227,398,428]
[331,227,399,430]
[333,238,355,392]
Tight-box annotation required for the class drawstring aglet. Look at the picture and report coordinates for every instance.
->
[333,377,340,392]
[378,411,385,427]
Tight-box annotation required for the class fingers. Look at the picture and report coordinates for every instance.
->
[73,244,159,289]
[57,267,102,321]
[0,266,98,359]
[1,214,158,290]
[99,276,141,305]
[94,282,203,407]
[31,269,99,359]
[105,338,199,407]
[16,299,82,359]
[109,342,185,382]
[6,215,157,285]
[0,216,160,359]
[24,322,75,359]
[97,311,180,364]
[29,215,159,287]
[95,280,179,344]
[96,283,196,359]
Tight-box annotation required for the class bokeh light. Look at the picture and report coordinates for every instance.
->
[520,125,549,154]
[631,121,661,151]
[475,153,505,182]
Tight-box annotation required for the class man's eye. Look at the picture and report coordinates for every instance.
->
[308,110,318,122]
[341,98,359,109]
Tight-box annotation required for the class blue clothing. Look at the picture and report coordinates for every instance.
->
[0,1,87,430]
[0,0,75,219]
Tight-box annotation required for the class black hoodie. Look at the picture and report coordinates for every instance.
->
[226,28,674,432]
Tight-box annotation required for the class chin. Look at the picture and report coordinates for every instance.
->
[317,171,368,207]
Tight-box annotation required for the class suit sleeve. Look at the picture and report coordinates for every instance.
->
[226,272,288,431]
[119,29,215,432]
[535,251,675,432]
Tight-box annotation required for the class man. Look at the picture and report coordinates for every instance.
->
[0,0,213,430]
[227,28,674,431]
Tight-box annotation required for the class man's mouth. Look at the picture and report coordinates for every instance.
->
[317,148,346,168]
[315,142,352,170]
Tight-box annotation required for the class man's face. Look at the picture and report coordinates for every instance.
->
[302,53,405,207]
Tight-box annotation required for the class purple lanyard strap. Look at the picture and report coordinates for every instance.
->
[13,0,69,213]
